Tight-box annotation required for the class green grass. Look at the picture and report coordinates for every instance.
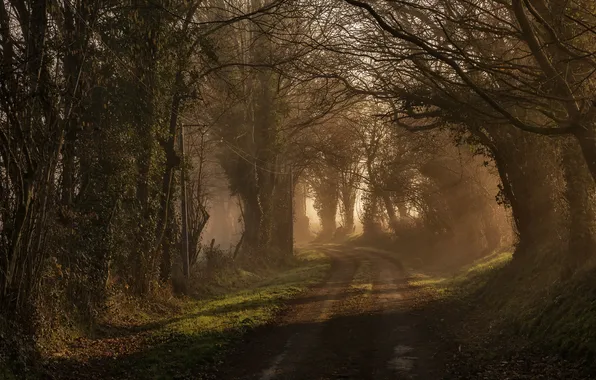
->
[130,249,329,379]
[410,249,596,369]
[350,259,373,294]
[44,249,331,379]
[409,251,513,299]
[518,267,596,361]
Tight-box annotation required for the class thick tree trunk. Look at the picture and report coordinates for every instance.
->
[339,186,356,233]
[490,151,529,242]
[381,191,399,233]
[500,156,544,254]
[319,197,338,238]
[485,128,564,260]
[362,193,382,236]
[257,171,276,251]
[472,124,564,262]
[241,191,262,255]
[271,172,294,256]
[343,200,355,233]
[155,80,182,254]
[562,139,596,271]
[293,182,311,242]
[159,201,176,283]
[574,127,596,184]
[312,167,339,239]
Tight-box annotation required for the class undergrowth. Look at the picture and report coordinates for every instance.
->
[409,250,513,298]
[38,249,330,380]
[410,250,596,375]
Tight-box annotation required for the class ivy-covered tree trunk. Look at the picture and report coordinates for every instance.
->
[131,1,162,295]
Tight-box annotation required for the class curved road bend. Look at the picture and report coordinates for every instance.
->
[219,246,443,380]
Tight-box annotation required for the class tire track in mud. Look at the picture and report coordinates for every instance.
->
[293,248,421,380]
[219,246,443,380]
[289,253,379,379]
[219,247,359,380]
[364,247,444,380]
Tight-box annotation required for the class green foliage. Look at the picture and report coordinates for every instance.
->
[42,249,330,379]
[0,1,232,374]
[413,252,596,370]
[410,251,513,298]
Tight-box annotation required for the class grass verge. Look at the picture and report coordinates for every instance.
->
[42,249,330,380]
[409,250,512,299]
[409,250,594,378]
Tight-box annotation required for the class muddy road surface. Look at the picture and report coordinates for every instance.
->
[218,246,444,380]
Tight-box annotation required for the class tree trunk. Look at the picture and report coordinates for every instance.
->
[155,78,182,253]
[339,185,356,233]
[319,193,338,238]
[293,182,311,241]
[271,172,294,256]
[159,201,176,283]
[241,191,262,255]
[573,126,596,184]
[362,193,382,236]
[483,127,564,260]
[562,138,596,271]
[381,191,399,233]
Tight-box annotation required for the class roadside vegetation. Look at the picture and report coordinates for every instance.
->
[408,252,595,378]
[2,0,596,378]
[5,250,330,380]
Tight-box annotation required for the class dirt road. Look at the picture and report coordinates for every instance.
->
[218,245,444,380]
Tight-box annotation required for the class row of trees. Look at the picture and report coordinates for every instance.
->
[0,1,353,368]
[2,0,593,372]
[285,0,594,271]
[298,102,509,265]
[303,0,596,270]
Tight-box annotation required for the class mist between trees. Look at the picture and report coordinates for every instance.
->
[1,0,595,375]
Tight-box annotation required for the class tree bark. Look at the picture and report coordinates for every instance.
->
[573,127,596,184]
[155,74,183,254]
[562,138,596,271]
[293,182,311,241]
[381,191,399,233]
